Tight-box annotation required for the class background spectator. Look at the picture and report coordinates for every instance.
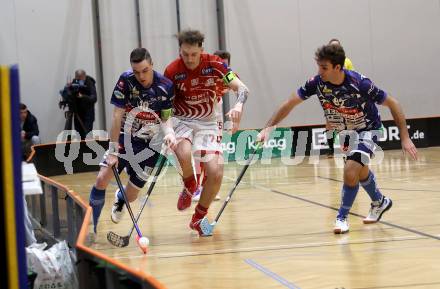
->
[20,103,41,160]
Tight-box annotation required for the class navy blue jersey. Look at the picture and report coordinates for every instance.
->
[297,70,387,132]
[111,70,174,140]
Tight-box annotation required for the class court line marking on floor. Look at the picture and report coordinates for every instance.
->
[244,258,300,289]
[351,281,440,289]
[317,176,440,193]
[231,176,440,241]
[110,234,423,260]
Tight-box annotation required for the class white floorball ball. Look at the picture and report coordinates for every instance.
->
[138,236,150,247]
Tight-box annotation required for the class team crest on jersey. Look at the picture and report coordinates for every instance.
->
[201,67,213,75]
[323,86,332,94]
[175,73,187,81]
[130,87,140,99]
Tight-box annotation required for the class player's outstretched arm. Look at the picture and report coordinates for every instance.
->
[257,93,304,142]
[381,96,418,160]
[226,76,249,133]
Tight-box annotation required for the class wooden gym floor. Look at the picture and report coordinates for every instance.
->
[53,147,440,289]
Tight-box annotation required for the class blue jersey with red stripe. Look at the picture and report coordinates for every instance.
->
[297,69,387,132]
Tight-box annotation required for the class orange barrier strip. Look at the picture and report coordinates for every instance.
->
[76,209,166,288]
[39,175,167,288]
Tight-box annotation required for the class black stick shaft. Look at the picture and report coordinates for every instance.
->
[126,155,167,237]
[214,145,260,222]
[112,165,143,237]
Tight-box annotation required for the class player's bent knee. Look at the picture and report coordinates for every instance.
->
[125,184,140,202]
[343,173,358,187]
[343,164,360,186]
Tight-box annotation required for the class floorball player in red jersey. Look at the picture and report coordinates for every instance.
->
[164,29,250,236]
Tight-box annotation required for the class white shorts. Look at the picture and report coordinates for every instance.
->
[174,118,222,153]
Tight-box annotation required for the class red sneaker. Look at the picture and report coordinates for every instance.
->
[189,214,212,236]
[177,188,193,211]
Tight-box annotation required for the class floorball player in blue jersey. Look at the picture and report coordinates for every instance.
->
[89,48,176,234]
[258,43,418,234]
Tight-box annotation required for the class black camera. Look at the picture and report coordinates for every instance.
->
[59,79,88,110]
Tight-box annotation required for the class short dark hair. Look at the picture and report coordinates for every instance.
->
[130,48,152,63]
[214,50,231,64]
[315,44,345,68]
[176,29,204,47]
[328,38,341,45]
[20,103,27,110]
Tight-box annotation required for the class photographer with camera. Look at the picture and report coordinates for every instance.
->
[60,69,97,140]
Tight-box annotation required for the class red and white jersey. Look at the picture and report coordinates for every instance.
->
[164,53,231,122]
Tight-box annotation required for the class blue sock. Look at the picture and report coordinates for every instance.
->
[360,171,383,203]
[337,184,360,219]
[89,186,106,233]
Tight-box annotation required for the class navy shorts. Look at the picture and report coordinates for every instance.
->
[340,130,381,166]
[101,136,161,188]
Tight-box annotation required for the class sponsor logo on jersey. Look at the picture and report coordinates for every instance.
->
[175,73,187,81]
[191,78,199,86]
[205,78,215,87]
[114,90,125,99]
[201,67,213,75]
[322,101,334,110]
[124,107,157,121]
[125,102,157,123]
[185,93,208,104]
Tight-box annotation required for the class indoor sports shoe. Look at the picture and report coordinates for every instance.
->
[363,196,393,224]
[111,191,125,223]
[177,188,193,211]
[333,217,349,234]
[192,187,202,202]
[189,216,212,237]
